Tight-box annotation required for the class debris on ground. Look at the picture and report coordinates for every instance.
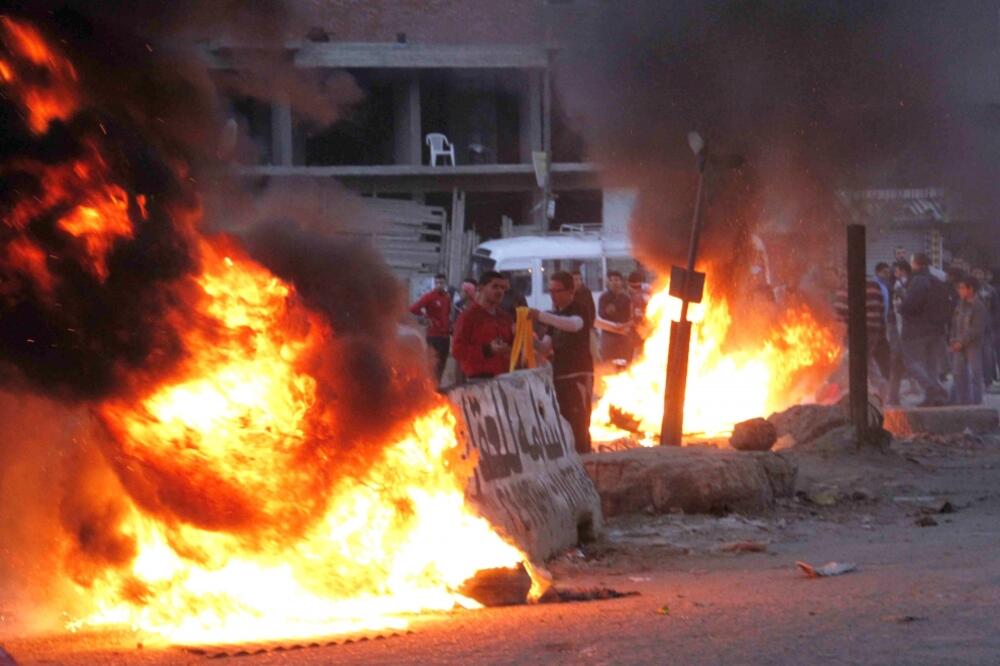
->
[893,496,955,514]
[539,587,640,603]
[882,614,928,623]
[658,604,671,616]
[796,561,858,578]
[914,515,939,527]
[720,540,768,553]
[459,564,533,606]
[729,418,778,451]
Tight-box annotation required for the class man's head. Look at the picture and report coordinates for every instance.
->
[549,271,575,309]
[911,253,931,272]
[571,269,585,292]
[434,273,447,292]
[627,270,645,293]
[460,277,477,300]
[893,260,911,280]
[972,267,986,281]
[607,270,624,293]
[958,276,980,301]
[875,262,891,282]
[477,271,507,308]
[945,266,966,285]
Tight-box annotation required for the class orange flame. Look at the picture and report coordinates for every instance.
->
[591,279,841,443]
[1,17,529,643]
[0,17,79,133]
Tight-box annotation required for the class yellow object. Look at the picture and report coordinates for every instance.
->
[509,306,536,372]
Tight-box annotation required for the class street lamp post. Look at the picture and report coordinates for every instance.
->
[659,132,709,447]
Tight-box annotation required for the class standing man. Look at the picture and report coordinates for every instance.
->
[529,271,594,455]
[571,269,597,326]
[886,260,911,405]
[627,270,650,360]
[950,275,987,405]
[452,271,514,380]
[409,273,451,383]
[597,270,633,364]
[972,268,997,386]
[833,274,889,401]
[873,262,894,376]
[899,253,950,406]
[452,277,477,327]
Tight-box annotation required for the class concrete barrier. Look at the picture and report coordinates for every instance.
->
[449,367,602,561]
[883,406,999,437]
[582,446,796,517]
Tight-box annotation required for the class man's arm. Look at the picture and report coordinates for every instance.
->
[409,291,431,316]
[598,293,616,320]
[534,310,584,332]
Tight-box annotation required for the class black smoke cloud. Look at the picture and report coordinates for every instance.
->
[0,10,205,401]
[0,2,436,628]
[554,1,1000,285]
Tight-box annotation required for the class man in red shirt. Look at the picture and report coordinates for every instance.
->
[452,271,514,380]
[410,273,452,382]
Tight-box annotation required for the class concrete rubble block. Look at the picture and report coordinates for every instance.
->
[767,402,848,446]
[449,367,603,562]
[581,446,796,518]
[729,417,778,451]
[883,406,999,438]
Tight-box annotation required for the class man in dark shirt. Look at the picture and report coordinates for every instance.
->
[627,270,650,360]
[452,271,514,380]
[597,270,633,364]
[571,269,597,326]
[409,273,451,382]
[529,271,594,454]
[899,253,950,406]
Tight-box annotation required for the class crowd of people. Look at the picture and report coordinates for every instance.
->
[408,268,652,454]
[836,252,1000,408]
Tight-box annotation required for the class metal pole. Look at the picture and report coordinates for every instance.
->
[660,158,707,446]
[847,224,869,446]
[540,52,553,229]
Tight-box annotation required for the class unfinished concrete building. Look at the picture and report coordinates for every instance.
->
[209,0,625,291]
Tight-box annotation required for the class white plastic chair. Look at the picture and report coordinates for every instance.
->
[425,133,456,166]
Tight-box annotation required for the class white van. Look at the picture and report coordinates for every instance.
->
[470,228,647,310]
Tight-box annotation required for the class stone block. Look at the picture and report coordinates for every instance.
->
[883,406,999,437]
[581,446,796,517]
[730,417,778,451]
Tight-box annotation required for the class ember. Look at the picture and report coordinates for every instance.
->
[0,16,529,645]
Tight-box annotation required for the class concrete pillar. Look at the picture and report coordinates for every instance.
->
[394,73,422,165]
[270,96,293,166]
[519,69,543,163]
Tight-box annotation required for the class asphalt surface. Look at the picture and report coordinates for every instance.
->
[4,421,1000,664]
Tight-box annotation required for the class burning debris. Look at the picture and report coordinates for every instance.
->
[0,13,533,644]
[589,280,842,446]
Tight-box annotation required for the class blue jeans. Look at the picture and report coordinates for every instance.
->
[951,344,984,405]
[901,335,948,403]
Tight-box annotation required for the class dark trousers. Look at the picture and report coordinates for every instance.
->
[554,373,593,455]
[426,336,450,383]
[952,344,984,405]
[901,335,948,403]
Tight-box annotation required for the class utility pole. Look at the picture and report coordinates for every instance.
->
[660,133,708,446]
[846,224,870,447]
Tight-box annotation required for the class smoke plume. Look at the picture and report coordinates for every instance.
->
[554,1,1000,287]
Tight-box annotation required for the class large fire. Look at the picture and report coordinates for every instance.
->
[1,17,527,644]
[591,280,842,443]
